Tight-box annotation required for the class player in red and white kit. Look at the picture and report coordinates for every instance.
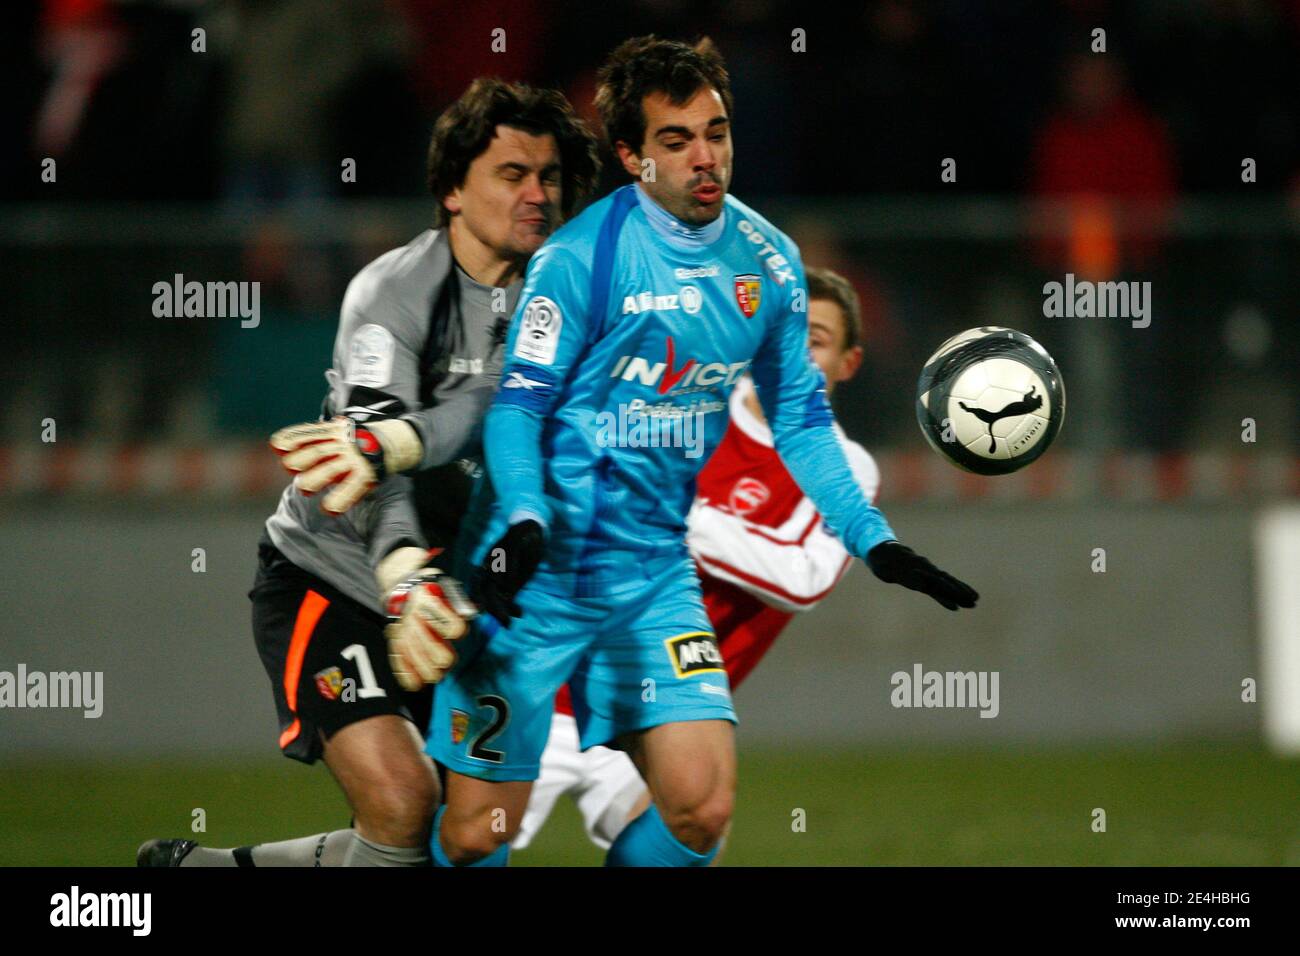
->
[513,266,877,853]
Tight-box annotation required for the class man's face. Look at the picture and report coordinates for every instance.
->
[618,87,732,225]
[443,125,562,259]
[807,298,863,398]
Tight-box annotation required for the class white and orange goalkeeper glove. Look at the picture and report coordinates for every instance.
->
[271,415,422,514]
[377,547,477,690]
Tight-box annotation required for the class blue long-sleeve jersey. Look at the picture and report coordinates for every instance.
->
[465,184,896,586]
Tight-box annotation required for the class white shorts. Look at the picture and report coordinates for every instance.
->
[512,711,646,851]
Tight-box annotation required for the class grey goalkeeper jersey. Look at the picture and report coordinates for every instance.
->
[264,228,520,613]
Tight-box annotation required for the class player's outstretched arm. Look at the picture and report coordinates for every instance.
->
[271,256,504,514]
[272,411,421,515]
[750,257,978,611]
[762,404,978,610]
[864,541,978,611]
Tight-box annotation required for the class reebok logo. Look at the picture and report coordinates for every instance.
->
[503,371,549,390]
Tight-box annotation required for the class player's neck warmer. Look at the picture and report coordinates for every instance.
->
[633,182,727,250]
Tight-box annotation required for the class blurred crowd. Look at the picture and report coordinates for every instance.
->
[6,0,1300,201]
[2,0,1298,453]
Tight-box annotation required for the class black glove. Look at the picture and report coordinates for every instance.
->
[867,541,979,611]
[476,520,546,625]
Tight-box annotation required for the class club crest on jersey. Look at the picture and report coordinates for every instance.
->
[733,274,762,318]
[314,667,344,701]
[665,631,726,679]
[450,709,469,745]
[728,477,770,515]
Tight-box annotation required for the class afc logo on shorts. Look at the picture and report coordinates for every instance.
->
[665,631,725,679]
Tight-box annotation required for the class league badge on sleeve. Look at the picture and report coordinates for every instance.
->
[515,296,562,365]
[346,323,396,387]
[733,275,762,318]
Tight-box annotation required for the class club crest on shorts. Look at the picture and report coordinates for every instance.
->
[665,631,725,679]
[733,274,762,318]
[450,709,469,744]
[314,667,344,701]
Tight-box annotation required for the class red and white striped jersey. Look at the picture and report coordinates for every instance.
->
[686,377,879,687]
[556,378,878,714]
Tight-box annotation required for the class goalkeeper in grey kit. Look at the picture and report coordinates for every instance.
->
[137,79,599,867]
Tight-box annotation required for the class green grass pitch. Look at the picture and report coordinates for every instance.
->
[4,745,1298,866]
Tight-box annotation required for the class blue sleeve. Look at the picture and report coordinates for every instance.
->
[749,245,897,560]
[484,243,593,531]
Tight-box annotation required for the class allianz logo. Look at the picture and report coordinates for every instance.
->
[622,285,703,315]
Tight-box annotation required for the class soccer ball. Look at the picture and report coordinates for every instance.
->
[915,327,1065,475]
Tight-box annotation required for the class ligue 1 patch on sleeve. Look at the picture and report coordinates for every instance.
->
[346,323,396,387]
[514,296,562,365]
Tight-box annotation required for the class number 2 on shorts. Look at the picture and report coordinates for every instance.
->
[469,694,510,763]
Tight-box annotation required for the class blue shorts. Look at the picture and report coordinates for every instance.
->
[427,552,736,782]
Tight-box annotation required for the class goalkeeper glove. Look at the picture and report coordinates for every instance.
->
[866,541,979,611]
[476,520,546,626]
[377,547,477,690]
[271,415,422,515]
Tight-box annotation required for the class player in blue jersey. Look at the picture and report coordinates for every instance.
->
[424,36,979,867]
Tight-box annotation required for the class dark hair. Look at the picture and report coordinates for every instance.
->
[806,267,864,351]
[427,78,600,227]
[594,35,734,154]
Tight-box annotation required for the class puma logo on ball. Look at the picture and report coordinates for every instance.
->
[959,385,1043,454]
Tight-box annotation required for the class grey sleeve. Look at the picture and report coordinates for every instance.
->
[348,474,427,584]
[329,279,426,413]
[328,278,429,574]
[401,342,503,469]
[330,272,503,472]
